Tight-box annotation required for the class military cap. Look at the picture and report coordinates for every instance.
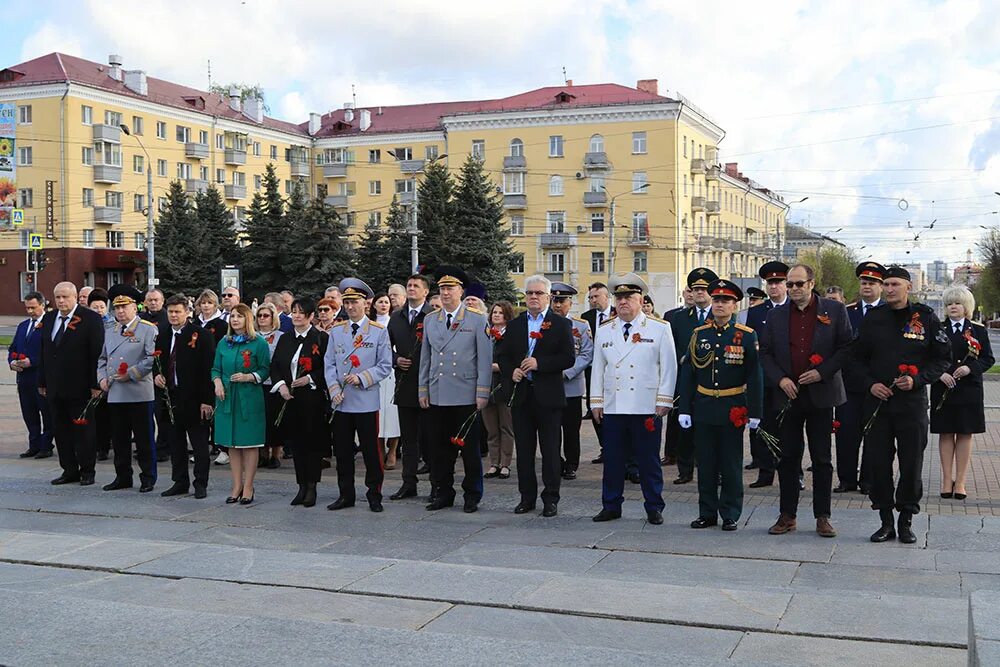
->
[708,279,743,301]
[608,272,648,297]
[463,282,488,301]
[434,265,469,288]
[108,284,143,307]
[550,282,577,299]
[856,261,886,283]
[758,261,789,281]
[884,265,911,281]
[642,294,654,306]
[337,277,374,301]
[746,286,767,300]
[687,267,718,289]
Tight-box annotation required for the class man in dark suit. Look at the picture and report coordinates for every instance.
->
[8,291,53,459]
[387,274,434,500]
[660,287,692,466]
[759,264,853,538]
[155,294,216,499]
[141,288,169,328]
[142,288,170,463]
[37,281,105,486]
[581,282,615,465]
[498,276,575,517]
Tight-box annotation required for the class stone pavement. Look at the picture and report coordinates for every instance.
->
[0,365,998,665]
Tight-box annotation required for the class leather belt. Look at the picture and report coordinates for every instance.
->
[697,385,746,398]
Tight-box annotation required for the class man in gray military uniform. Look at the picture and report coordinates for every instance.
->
[325,278,393,513]
[549,282,594,480]
[97,284,158,493]
[418,266,493,513]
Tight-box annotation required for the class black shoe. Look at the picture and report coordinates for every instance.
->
[722,519,738,531]
[940,491,953,499]
[871,509,896,542]
[833,483,858,493]
[897,512,916,544]
[102,479,132,491]
[282,450,293,459]
[302,483,317,508]
[673,474,693,485]
[96,451,109,461]
[859,483,871,495]
[463,498,478,513]
[19,449,39,458]
[744,461,759,470]
[647,510,663,525]
[266,458,281,469]
[562,469,577,480]
[327,497,355,511]
[514,502,536,514]
[320,459,332,469]
[79,475,95,486]
[591,455,604,464]
[290,485,306,506]
[416,463,430,475]
[51,474,80,485]
[627,472,641,484]
[225,496,240,504]
[139,484,155,493]
[542,503,558,518]
[34,450,53,459]
[592,509,622,522]
[390,485,417,500]
[748,478,773,488]
[690,517,717,529]
[954,493,967,501]
[369,499,384,513]
[193,487,207,499]
[426,497,454,511]
[161,484,188,497]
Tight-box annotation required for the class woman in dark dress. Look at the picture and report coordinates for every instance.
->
[930,286,995,500]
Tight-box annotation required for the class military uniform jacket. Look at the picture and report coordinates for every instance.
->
[387,303,433,408]
[677,320,764,426]
[669,306,713,364]
[929,320,995,408]
[589,313,677,415]
[97,317,157,404]
[324,317,392,414]
[564,317,594,399]
[418,305,492,406]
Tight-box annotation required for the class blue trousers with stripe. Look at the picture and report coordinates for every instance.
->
[601,414,664,513]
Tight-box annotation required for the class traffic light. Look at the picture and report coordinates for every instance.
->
[36,250,47,271]
[26,250,36,272]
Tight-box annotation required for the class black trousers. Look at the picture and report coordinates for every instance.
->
[17,378,53,452]
[166,391,210,490]
[560,396,583,471]
[49,395,96,479]
[153,391,170,459]
[94,399,111,456]
[398,405,430,489]
[835,392,866,487]
[281,389,326,486]
[750,388,779,480]
[778,395,833,518]
[672,411,696,477]
[512,385,563,505]
[864,396,928,515]
[333,410,382,502]
[109,401,156,487]
[427,404,483,503]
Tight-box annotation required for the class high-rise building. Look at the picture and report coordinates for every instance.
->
[926,259,949,286]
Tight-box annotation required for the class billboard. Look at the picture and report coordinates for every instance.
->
[0,103,15,232]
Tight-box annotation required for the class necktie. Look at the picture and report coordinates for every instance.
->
[168,332,179,388]
[351,322,359,337]
[25,319,33,341]
[54,316,67,344]
[222,312,229,322]
[598,312,605,326]
[863,304,869,317]
[623,321,632,341]
[446,313,453,330]
[698,309,705,324]
[409,309,417,324]
[120,324,127,336]
[954,322,962,334]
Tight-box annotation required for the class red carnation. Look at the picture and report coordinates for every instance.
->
[490,327,504,341]
[242,350,252,369]
[117,362,128,375]
[153,350,162,358]
[72,418,89,425]
[897,364,909,375]
[644,417,656,432]
[729,406,749,428]
[808,353,823,366]
[450,436,465,447]
[18,353,27,360]
[349,354,361,368]
[529,331,543,340]
[908,365,918,376]
[298,357,313,373]
[832,419,841,434]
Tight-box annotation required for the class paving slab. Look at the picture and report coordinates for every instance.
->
[584,549,799,590]
[731,630,967,666]
[961,572,1000,595]
[319,535,459,561]
[790,562,963,598]
[927,531,1000,552]
[0,508,206,540]
[830,543,939,570]
[463,524,617,548]
[596,529,836,563]
[970,590,1000,667]
[0,561,114,593]
[174,524,348,552]
[936,550,1000,575]
[436,542,610,574]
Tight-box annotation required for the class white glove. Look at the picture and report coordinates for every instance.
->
[678,414,692,429]
[749,418,760,429]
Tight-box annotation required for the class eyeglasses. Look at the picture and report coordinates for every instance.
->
[317,307,332,313]
[256,313,271,319]
[524,290,547,296]
[785,280,809,289]
[222,293,237,298]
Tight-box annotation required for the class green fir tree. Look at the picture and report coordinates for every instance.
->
[152,180,201,296]
[241,164,290,298]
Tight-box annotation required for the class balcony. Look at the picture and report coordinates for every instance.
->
[322,162,348,178]
[544,272,565,283]
[583,191,607,207]
[224,184,247,200]
[705,165,720,181]
[584,152,609,169]
[731,240,746,253]
[691,196,706,212]
[503,155,526,170]
[627,233,651,247]
[697,235,717,249]
[690,158,706,174]
[92,124,121,143]
[539,233,575,248]
[224,149,247,166]
[706,200,721,215]
[398,191,415,205]
[324,194,349,208]
[503,194,527,209]
[706,146,719,163]
[93,206,121,225]
[290,160,310,178]
[184,142,209,159]
[399,159,426,174]
[184,178,208,195]
[93,165,122,184]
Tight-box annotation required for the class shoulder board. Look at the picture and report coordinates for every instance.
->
[334,320,350,328]
[970,320,986,329]
[466,306,485,315]
[645,315,668,325]
[572,317,588,324]
[693,323,713,333]
[735,323,754,333]
[368,320,385,329]
[138,319,158,328]
[846,301,858,308]
[599,316,617,326]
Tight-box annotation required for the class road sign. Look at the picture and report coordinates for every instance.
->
[11,208,23,226]
[28,233,42,250]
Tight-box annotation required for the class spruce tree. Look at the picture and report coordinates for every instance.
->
[282,180,308,283]
[191,186,239,291]
[153,180,200,296]
[291,197,353,298]
[354,214,388,291]
[450,155,517,301]
[241,163,290,298]
[414,160,455,273]
[383,195,416,280]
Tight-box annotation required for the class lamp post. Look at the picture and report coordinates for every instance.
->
[601,182,650,279]
[120,124,155,287]
[387,151,447,274]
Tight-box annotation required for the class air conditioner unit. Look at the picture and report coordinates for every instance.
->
[495,186,503,194]
[576,225,586,233]
[575,172,584,180]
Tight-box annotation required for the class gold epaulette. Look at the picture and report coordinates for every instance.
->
[466,306,485,315]
[693,322,713,333]
[369,320,385,329]
[138,319,158,327]
[334,320,350,328]
[735,323,754,333]
[572,316,588,324]
[645,315,668,325]
[599,316,617,326]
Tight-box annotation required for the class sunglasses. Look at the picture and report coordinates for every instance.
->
[317,307,332,312]
[256,313,271,318]
[222,294,238,298]
[786,280,810,289]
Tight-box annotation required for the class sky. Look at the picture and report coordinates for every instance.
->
[7,0,1000,271]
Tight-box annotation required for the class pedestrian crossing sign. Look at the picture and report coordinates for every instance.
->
[12,208,23,226]
[28,233,43,250]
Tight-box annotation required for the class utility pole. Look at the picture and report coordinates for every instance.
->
[410,180,420,274]
[120,124,155,286]
[602,182,649,280]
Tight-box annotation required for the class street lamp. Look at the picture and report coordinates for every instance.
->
[120,124,155,288]
[387,151,447,273]
[601,182,650,278]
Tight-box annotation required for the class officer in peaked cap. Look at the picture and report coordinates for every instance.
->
[746,287,766,308]
[338,277,375,302]
[549,282,594,480]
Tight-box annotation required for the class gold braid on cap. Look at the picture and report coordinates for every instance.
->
[688,333,715,370]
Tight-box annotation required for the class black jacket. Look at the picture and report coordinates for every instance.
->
[155,321,216,424]
[387,303,433,408]
[929,320,995,407]
[496,309,575,409]
[581,306,615,408]
[37,306,105,399]
[269,327,329,398]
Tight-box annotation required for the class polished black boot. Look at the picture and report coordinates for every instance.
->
[302,483,317,508]
[870,508,896,543]
[290,484,306,506]
[897,511,917,544]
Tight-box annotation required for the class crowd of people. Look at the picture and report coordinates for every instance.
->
[7,258,993,542]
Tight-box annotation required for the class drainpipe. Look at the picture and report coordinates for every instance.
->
[59,83,69,280]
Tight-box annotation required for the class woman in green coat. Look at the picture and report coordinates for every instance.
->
[212,303,270,505]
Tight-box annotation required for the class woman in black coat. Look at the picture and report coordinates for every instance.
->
[930,286,995,500]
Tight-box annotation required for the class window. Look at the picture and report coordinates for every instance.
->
[106,191,123,209]
[591,213,605,233]
[632,171,648,193]
[682,135,687,157]
[548,253,565,273]
[157,159,167,177]
[104,111,122,127]
[549,135,564,157]
[232,171,245,186]
[82,188,94,207]
[17,146,32,165]
[395,179,415,194]
[591,252,606,274]
[425,145,438,160]
[252,141,260,156]
[158,197,167,211]
[691,139,695,158]
[393,147,412,161]
[214,134,223,150]
[156,121,166,139]
[254,175,262,191]
[340,181,357,196]
[176,125,190,143]
[200,166,208,181]
[81,146,94,165]
[177,163,192,179]
[369,149,381,163]
[81,105,93,125]
[18,105,31,124]
[509,215,524,236]
[134,194,145,212]
[18,229,29,248]
[546,211,566,233]
[503,171,524,195]
[589,134,604,153]
[368,212,382,227]
[633,251,647,272]
[698,143,703,159]
[589,175,604,193]
[95,141,121,166]
[346,212,357,227]
[215,168,225,183]
[18,188,33,207]
[511,253,524,274]
[683,174,687,196]
[324,148,345,164]
[105,231,124,249]
[82,229,95,248]
[133,155,144,173]
[131,116,143,135]
[632,211,648,241]
[548,175,564,196]
[632,131,647,154]
[510,138,524,157]
[134,232,146,250]
[270,145,278,160]
[471,140,485,160]
[369,180,381,195]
